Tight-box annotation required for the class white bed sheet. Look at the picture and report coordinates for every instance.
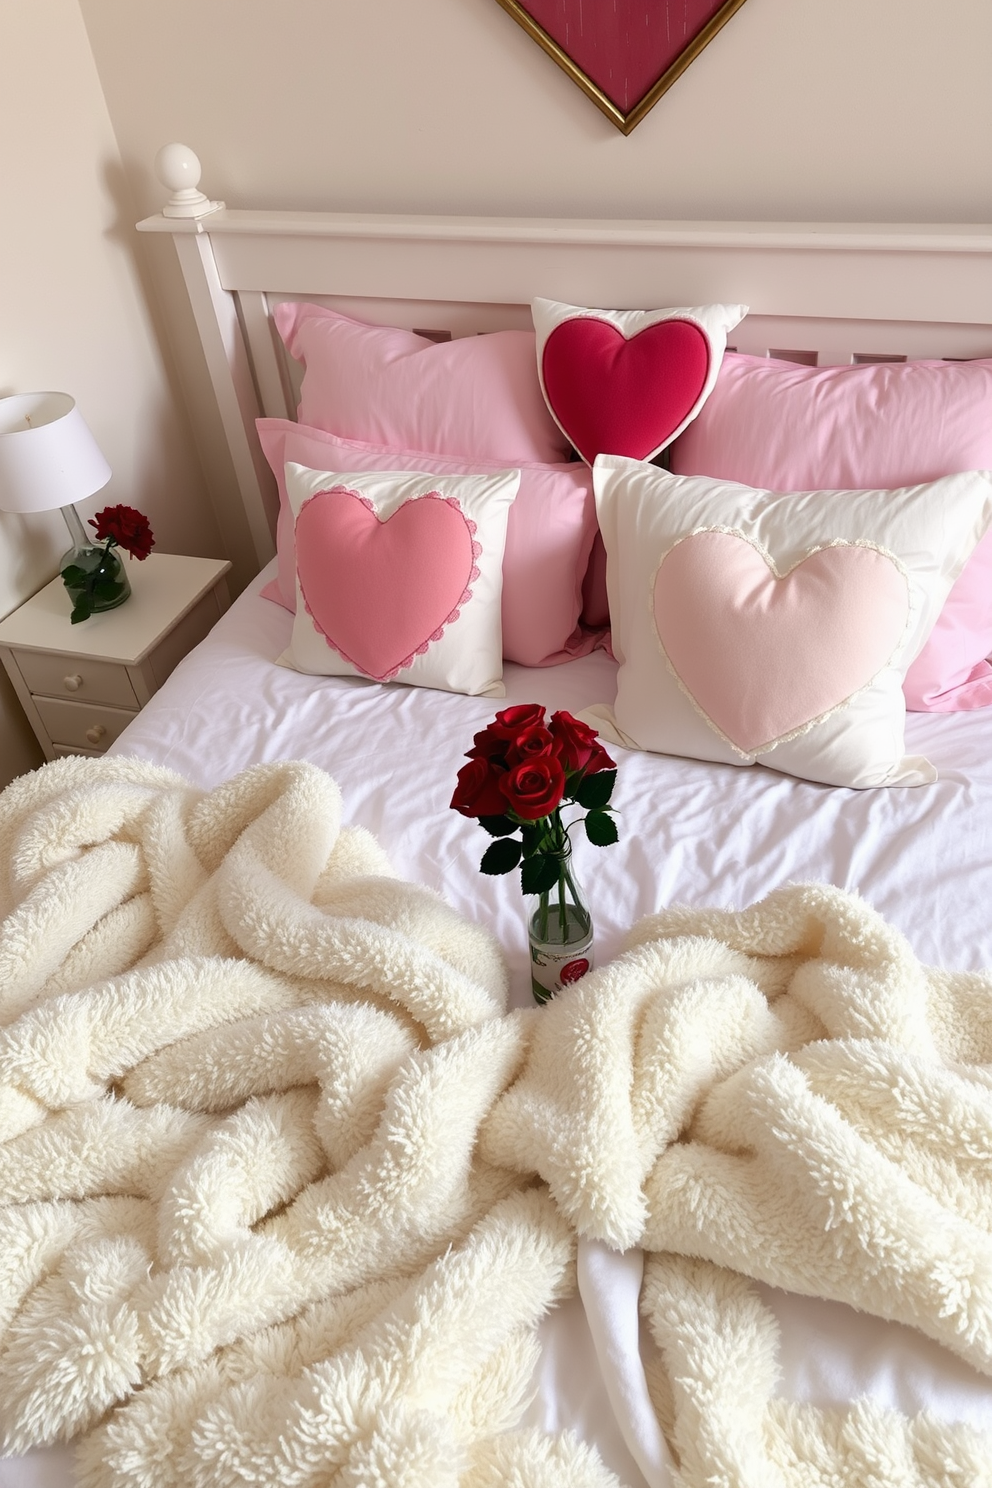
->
[10,564,990,1487]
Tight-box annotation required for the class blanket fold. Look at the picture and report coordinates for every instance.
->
[0,757,599,1485]
[2,759,992,1487]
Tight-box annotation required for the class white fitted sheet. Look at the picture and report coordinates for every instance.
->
[7,564,990,1486]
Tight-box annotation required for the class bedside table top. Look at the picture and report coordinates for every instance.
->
[0,553,231,665]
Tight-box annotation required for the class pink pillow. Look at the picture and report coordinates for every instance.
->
[257,420,601,668]
[670,354,992,711]
[273,301,569,466]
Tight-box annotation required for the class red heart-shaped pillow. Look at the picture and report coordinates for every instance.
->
[541,316,711,464]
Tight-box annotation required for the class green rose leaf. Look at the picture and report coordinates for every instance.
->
[521,824,547,855]
[480,838,523,875]
[585,809,619,846]
[70,598,92,624]
[521,853,561,895]
[574,769,616,810]
[60,565,89,586]
[478,815,517,838]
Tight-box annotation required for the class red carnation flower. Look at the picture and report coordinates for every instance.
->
[89,504,155,560]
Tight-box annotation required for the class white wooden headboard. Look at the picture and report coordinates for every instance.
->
[137,147,992,592]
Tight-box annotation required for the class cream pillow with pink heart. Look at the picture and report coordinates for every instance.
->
[531,296,747,466]
[280,462,519,697]
[588,456,992,788]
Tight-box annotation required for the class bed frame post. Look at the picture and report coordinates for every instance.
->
[139,146,277,590]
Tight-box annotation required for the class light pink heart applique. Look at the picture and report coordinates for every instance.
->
[653,530,910,755]
[296,488,479,680]
[542,316,710,463]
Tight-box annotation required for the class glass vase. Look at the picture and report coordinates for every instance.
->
[528,841,594,1005]
[60,504,130,623]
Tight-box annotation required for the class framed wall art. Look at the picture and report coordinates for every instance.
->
[495,0,750,134]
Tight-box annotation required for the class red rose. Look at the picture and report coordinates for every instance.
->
[89,504,155,560]
[506,724,556,767]
[499,756,565,821]
[579,740,616,776]
[549,711,605,772]
[486,703,547,741]
[450,757,507,818]
[466,726,509,763]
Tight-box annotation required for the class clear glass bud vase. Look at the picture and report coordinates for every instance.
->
[528,841,594,1005]
[60,504,130,623]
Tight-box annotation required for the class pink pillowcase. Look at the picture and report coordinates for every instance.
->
[670,354,992,711]
[257,419,601,668]
[273,301,570,466]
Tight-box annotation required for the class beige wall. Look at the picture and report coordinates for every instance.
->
[0,0,219,789]
[80,0,992,223]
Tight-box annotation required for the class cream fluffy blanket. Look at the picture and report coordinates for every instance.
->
[1,757,991,1487]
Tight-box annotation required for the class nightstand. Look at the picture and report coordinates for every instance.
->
[0,552,231,760]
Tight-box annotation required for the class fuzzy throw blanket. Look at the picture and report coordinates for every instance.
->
[1,756,991,1488]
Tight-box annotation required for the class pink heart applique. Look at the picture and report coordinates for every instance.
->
[296,488,479,680]
[653,531,910,755]
[542,316,710,463]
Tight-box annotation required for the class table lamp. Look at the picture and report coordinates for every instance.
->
[0,392,130,620]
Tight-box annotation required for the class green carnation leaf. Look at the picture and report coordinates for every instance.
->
[521,853,561,895]
[480,838,523,875]
[585,809,619,846]
[478,815,517,838]
[573,769,616,810]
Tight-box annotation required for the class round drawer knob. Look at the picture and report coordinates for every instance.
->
[63,673,84,692]
[85,724,107,745]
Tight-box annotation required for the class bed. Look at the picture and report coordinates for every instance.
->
[2,155,992,1486]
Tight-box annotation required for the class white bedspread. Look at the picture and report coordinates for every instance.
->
[6,563,982,1487]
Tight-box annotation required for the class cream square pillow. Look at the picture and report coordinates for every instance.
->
[589,456,992,788]
[280,462,519,697]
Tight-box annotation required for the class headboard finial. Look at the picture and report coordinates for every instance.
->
[154,144,224,220]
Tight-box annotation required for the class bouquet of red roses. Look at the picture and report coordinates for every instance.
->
[451,704,618,1000]
[450,703,618,890]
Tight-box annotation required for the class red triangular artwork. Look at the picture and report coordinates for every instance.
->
[496,0,749,134]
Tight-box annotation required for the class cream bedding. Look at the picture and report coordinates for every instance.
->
[3,565,992,1486]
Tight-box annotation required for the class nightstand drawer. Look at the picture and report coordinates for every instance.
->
[14,651,139,708]
[34,697,137,753]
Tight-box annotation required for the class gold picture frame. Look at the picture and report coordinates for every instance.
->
[495,0,750,135]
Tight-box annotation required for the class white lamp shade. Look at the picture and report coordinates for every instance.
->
[0,392,112,514]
